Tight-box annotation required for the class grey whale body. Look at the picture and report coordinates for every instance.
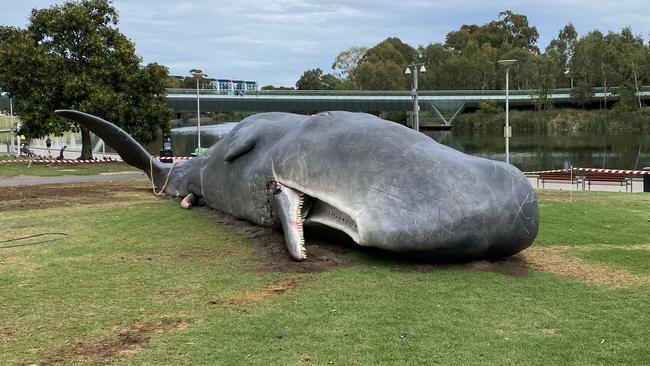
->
[56,110,539,261]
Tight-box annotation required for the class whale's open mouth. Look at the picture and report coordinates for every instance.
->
[302,198,359,243]
[270,181,359,261]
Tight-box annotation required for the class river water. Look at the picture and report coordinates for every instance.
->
[18,122,650,172]
[158,124,649,172]
[424,130,650,172]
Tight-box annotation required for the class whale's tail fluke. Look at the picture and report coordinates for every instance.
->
[55,109,170,188]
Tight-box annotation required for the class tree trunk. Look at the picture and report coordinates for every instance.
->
[601,63,607,109]
[80,126,93,160]
[633,69,642,108]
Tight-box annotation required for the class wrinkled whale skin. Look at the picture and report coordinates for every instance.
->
[56,110,539,261]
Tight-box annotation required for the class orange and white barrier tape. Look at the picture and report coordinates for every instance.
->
[154,156,194,160]
[0,156,196,164]
[524,169,571,175]
[525,167,650,175]
[574,167,650,175]
[0,158,120,164]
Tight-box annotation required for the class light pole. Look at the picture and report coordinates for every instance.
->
[9,96,15,155]
[190,68,206,155]
[405,63,426,131]
[498,59,517,164]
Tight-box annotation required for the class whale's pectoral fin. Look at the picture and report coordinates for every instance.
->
[270,182,307,261]
[224,135,257,162]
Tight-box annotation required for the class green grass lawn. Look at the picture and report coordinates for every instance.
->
[0,159,138,177]
[1,186,649,365]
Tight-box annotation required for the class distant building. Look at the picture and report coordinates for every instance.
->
[209,79,258,95]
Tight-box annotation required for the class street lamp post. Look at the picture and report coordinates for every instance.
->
[9,96,15,155]
[190,69,207,155]
[405,63,426,131]
[498,59,517,165]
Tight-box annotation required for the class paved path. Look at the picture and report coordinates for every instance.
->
[0,172,645,193]
[0,172,147,186]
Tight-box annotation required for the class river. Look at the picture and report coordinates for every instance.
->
[16,122,650,172]
[158,124,650,172]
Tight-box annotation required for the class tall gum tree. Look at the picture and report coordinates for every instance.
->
[0,0,171,159]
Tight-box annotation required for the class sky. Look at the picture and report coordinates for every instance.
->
[2,0,650,87]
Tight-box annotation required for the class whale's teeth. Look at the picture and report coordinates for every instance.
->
[273,184,308,261]
[296,192,307,259]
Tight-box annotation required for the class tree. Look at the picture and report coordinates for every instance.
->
[607,28,646,108]
[444,11,539,53]
[0,0,172,159]
[418,43,455,89]
[261,85,295,90]
[498,11,540,53]
[570,81,595,108]
[546,24,578,88]
[179,76,211,90]
[352,37,416,90]
[530,52,561,110]
[331,46,368,82]
[572,31,619,108]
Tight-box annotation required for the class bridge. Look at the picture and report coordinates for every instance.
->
[166,87,650,126]
[2,87,649,127]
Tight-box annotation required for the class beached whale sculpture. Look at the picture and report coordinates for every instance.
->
[56,110,539,261]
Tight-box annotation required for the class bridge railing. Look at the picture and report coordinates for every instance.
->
[166,86,650,97]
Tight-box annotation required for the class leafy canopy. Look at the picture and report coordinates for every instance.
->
[0,0,172,156]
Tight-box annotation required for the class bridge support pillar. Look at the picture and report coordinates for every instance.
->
[429,103,466,126]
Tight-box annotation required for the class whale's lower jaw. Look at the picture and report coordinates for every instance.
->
[273,185,536,262]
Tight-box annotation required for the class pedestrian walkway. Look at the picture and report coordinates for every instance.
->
[0,172,147,186]
[0,172,644,192]
[21,145,121,160]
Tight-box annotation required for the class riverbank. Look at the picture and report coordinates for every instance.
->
[453,107,650,133]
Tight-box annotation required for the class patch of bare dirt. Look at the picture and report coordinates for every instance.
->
[468,255,530,277]
[520,246,650,288]
[224,279,303,305]
[1,325,14,344]
[201,208,345,273]
[42,319,188,364]
[390,255,529,277]
[119,249,238,262]
[0,181,154,212]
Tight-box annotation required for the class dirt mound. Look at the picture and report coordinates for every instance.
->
[201,208,345,273]
[468,255,530,277]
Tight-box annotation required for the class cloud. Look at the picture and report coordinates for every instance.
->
[3,0,650,86]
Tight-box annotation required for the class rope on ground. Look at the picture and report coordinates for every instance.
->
[149,156,179,196]
[0,232,70,249]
